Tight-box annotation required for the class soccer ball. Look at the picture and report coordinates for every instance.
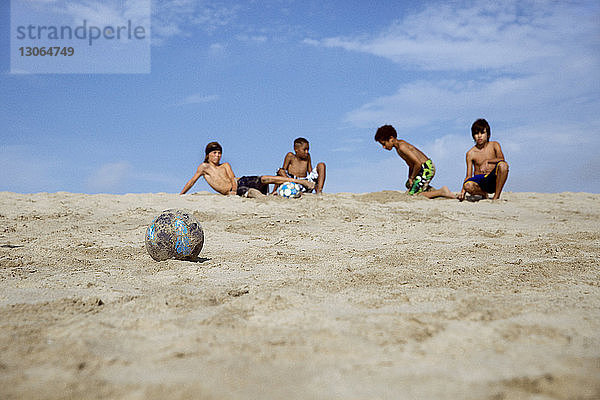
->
[145,209,204,261]
[277,181,302,198]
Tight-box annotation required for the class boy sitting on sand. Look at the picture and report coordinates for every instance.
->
[180,142,314,197]
[274,137,326,194]
[458,119,509,201]
[374,125,455,199]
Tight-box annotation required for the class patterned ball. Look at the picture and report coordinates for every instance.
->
[145,209,204,261]
[277,181,302,198]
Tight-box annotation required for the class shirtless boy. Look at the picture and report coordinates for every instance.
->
[275,137,326,194]
[180,142,314,197]
[458,119,509,201]
[374,125,455,199]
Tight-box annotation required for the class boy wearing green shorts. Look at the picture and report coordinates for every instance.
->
[375,125,455,199]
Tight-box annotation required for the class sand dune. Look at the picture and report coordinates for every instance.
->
[0,191,599,399]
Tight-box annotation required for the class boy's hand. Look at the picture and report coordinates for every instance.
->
[482,160,496,174]
[458,190,466,202]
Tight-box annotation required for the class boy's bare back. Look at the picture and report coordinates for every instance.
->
[374,125,455,199]
[393,140,429,169]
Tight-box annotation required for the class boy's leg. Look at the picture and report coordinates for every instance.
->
[260,175,315,191]
[492,161,509,200]
[270,169,288,194]
[315,162,326,193]
[463,180,489,198]
[246,188,265,198]
[419,186,456,199]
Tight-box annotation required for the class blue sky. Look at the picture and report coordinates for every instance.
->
[1,0,599,194]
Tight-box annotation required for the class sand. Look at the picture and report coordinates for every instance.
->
[0,190,599,399]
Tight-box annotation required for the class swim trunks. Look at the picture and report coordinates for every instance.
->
[282,169,318,193]
[409,159,435,195]
[464,161,507,193]
[236,176,268,197]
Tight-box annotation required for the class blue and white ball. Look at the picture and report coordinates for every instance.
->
[277,181,302,198]
[145,209,204,261]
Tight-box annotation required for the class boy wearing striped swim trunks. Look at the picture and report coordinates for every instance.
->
[274,137,327,194]
[375,125,455,199]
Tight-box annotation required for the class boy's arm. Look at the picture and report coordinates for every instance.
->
[396,142,420,181]
[408,164,415,180]
[406,164,415,188]
[307,154,313,174]
[465,152,474,180]
[278,153,294,174]
[180,164,205,194]
[223,162,237,195]
[458,152,473,201]
[491,141,506,163]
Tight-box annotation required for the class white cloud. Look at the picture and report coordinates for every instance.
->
[236,34,268,43]
[309,1,599,130]
[331,137,366,153]
[190,3,240,32]
[64,2,127,26]
[6,69,34,75]
[151,0,240,43]
[327,156,403,193]
[343,74,588,130]
[23,0,151,26]
[307,1,599,73]
[174,93,219,106]
[86,161,179,193]
[331,146,355,153]
[86,161,132,192]
[19,0,237,45]
[208,42,226,54]
[0,145,62,193]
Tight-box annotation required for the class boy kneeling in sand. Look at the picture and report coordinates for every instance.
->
[374,125,455,199]
[274,137,326,194]
[458,119,509,201]
[180,142,314,197]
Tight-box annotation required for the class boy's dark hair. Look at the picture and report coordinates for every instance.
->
[294,137,309,147]
[374,125,397,142]
[204,141,222,162]
[471,119,491,140]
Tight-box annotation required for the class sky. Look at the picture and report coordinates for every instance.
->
[1,0,599,194]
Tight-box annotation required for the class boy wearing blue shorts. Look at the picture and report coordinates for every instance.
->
[458,119,509,201]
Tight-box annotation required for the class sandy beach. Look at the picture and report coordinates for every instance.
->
[0,190,598,399]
